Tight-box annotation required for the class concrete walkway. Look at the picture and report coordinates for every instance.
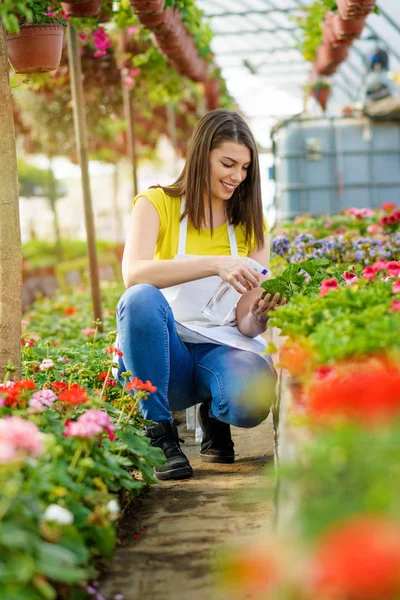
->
[100,416,275,600]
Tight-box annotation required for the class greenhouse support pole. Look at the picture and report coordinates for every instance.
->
[67,24,102,327]
[0,22,22,380]
[122,85,138,197]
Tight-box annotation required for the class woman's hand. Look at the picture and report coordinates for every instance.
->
[214,257,260,293]
[249,292,286,325]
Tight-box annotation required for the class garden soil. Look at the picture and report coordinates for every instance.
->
[100,415,275,600]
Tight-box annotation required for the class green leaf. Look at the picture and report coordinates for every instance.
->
[36,542,87,584]
[299,258,330,277]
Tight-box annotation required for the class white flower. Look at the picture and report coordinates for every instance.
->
[39,359,54,371]
[106,499,120,517]
[43,504,74,525]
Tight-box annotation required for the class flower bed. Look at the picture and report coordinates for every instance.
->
[0,282,165,599]
[217,204,400,599]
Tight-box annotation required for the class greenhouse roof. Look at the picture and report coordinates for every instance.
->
[199,0,400,145]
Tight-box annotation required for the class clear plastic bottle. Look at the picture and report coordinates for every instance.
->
[201,258,268,325]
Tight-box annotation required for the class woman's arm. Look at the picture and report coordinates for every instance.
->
[122,196,261,291]
[236,233,286,338]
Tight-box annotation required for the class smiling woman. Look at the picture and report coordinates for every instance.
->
[116,109,285,481]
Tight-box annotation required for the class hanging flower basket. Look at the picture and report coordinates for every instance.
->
[61,0,103,17]
[337,0,376,20]
[315,43,349,76]
[332,13,366,40]
[130,0,165,14]
[7,24,64,74]
[312,83,331,112]
[323,13,353,48]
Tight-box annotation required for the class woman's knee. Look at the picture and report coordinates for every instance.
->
[117,284,166,321]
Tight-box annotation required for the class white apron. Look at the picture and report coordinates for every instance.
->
[161,198,269,361]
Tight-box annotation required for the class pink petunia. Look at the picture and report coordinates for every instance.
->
[391,300,400,312]
[363,265,379,281]
[341,271,358,286]
[320,278,339,297]
[392,280,400,294]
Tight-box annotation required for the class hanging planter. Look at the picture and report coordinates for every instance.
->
[323,13,353,47]
[337,0,376,20]
[130,0,165,14]
[7,24,64,74]
[61,0,103,17]
[311,82,331,112]
[332,13,366,40]
[315,43,349,76]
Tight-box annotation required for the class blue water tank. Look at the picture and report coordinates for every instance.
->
[272,117,400,219]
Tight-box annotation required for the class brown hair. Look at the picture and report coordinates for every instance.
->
[157,109,264,249]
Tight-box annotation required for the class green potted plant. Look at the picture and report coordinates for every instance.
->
[309,80,331,111]
[3,0,67,74]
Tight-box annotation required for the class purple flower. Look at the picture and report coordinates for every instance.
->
[272,235,290,256]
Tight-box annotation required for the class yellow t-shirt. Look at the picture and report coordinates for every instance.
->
[133,187,267,260]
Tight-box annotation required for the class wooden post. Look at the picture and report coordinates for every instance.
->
[67,25,102,326]
[0,23,22,380]
[122,85,138,197]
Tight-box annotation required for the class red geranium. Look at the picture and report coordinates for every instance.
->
[58,385,88,406]
[52,381,69,392]
[63,306,77,316]
[279,341,311,378]
[382,202,396,212]
[126,378,157,394]
[307,357,400,426]
[312,516,400,600]
[105,346,123,357]
[319,278,338,297]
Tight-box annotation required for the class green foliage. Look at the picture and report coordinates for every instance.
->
[0,283,165,598]
[281,421,400,539]
[1,0,67,33]
[296,1,326,62]
[262,258,330,301]
[165,0,213,59]
[22,238,121,271]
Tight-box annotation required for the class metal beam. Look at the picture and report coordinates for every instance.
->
[208,8,294,18]
[375,5,400,39]
[213,26,299,37]
[217,46,299,56]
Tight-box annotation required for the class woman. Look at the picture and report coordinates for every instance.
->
[116,109,285,481]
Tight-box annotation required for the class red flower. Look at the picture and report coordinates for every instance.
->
[105,346,123,357]
[319,278,338,297]
[387,262,400,278]
[307,358,400,426]
[341,271,358,286]
[52,381,69,392]
[97,372,108,380]
[58,386,88,406]
[279,342,311,378]
[391,300,400,312]
[363,265,379,281]
[312,516,400,600]
[382,202,396,212]
[126,378,157,393]
[63,306,77,316]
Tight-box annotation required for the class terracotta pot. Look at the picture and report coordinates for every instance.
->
[205,78,220,111]
[332,14,366,39]
[98,0,113,22]
[337,0,375,20]
[7,25,64,74]
[313,85,330,111]
[61,0,102,17]
[322,14,352,47]
[130,0,165,14]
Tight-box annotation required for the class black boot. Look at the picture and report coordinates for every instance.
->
[198,402,235,464]
[146,420,193,481]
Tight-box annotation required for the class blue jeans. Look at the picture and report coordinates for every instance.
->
[116,284,276,427]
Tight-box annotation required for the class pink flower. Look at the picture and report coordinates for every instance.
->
[81,328,96,337]
[0,416,43,463]
[64,409,115,441]
[392,280,400,294]
[375,260,389,272]
[367,224,382,234]
[39,359,54,371]
[78,33,88,41]
[127,26,138,36]
[341,271,358,286]
[363,265,379,281]
[28,389,57,413]
[21,320,30,328]
[391,300,400,312]
[320,278,339,297]
[387,262,400,278]
[93,27,111,58]
[349,207,374,219]
[57,356,72,363]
